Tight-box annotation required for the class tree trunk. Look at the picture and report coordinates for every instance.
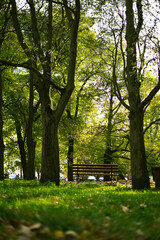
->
[15,120,27,179]
[67,135,74,181]
[0,70,4,180]
[126,0,150,189]
[27,139,36,180]
[27,70,36,180]
[104,82,114,181]
[40,101,60,185]
[129,110,150,189]
[9,0,80,185]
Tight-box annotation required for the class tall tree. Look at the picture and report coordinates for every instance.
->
[0,70,4,180]
[27,70,39,180]
[0,0,80,184]
[15,118,27,179]
[0,0,10,180]
[94,0,160,188]
[125,0,160,189]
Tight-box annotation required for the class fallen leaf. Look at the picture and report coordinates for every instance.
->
[65,230,78,239]
[29,222,42,230]
[54,230,65,239]
[19,225,34,237]
[140,203,147,209]
[136,229,145,236]
[121,205,129,213]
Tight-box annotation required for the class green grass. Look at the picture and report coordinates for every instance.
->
[0,180,160,239]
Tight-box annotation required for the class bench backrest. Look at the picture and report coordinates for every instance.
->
[72,164,119,175]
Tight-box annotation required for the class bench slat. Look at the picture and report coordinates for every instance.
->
[72,169,119,173]
[72,164,118,167]
[73,173,119,176]
[72,163,119,182]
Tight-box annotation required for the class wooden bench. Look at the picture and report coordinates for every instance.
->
[72,164,119,183]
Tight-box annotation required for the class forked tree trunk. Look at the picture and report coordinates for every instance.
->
[9,0,80,185]
[126,0,150,189]
[0,71,4,180]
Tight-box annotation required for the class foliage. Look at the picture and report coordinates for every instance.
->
[0,0,160,188]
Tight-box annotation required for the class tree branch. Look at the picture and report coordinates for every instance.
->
[62,0,74,23]
[135,0,143,39]
[26,0,45,64]
[144,118,160,135]
[0,2,10,47]
[0,59,65,93]
[48,79,65,93]
[0,59,41,77]
[10,0,32,58]
[55,0,80,122]
[75,74,93,118]
[52,0,75,15]
[141,76,160,109]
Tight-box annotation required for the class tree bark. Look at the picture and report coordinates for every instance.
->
[27,70,36,180]
[126,0,150,189]
[40,0,80,185]
[0,70,4,180]
[129,109,150,189]
[40,100,60,185]
[104,84,114,181]
[0,2,10,180]
[104,83,113,164]
[9,0,80,185]
[67,135,74,181]
[15,120,27,179]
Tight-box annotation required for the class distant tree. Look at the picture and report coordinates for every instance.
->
[3,65,40,179]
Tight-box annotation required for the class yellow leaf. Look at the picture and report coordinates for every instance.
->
[54,230,65,239]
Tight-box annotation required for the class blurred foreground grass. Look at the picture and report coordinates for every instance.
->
[0,180,160,239]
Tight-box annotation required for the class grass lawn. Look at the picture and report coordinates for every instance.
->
[0,180,160,240]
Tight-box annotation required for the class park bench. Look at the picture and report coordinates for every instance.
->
[72,164,119,183]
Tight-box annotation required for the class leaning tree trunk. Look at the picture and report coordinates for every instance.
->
[0,70,4,180]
